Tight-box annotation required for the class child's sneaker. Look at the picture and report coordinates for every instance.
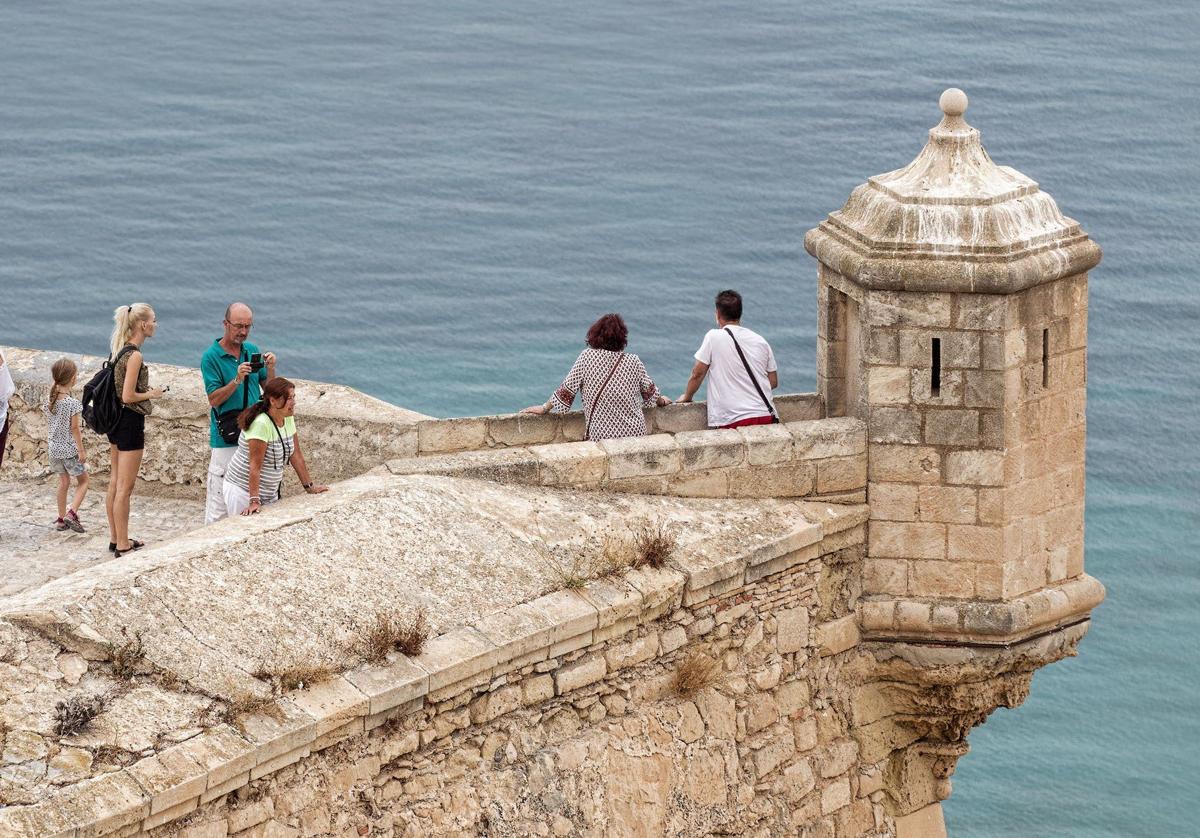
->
[53,517,68,531]
[64,509,85,533]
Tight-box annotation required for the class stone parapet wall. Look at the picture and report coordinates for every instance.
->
[386,417,866,503]
[0,346,429,495]
[410,394,824,456]
[0,345,821,497]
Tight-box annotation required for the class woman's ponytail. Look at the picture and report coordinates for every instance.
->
[110,303,154,358]
[239,376,294,431]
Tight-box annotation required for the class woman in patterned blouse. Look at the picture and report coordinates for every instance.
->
[522,313,671,440]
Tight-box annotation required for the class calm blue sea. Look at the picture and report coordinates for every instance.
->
[1,1,1197,833]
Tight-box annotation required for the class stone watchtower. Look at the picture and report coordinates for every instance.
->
[805,89,1105,823]
[807,88,1104,641]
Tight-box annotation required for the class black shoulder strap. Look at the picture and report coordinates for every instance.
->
[111,343,138,367]
[239,347,250,409]
[724,327,777,420]
[210,347,251,424]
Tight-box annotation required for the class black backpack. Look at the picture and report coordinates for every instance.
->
[81,345,138,435]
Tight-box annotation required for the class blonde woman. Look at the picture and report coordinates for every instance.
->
[106,304,164,557]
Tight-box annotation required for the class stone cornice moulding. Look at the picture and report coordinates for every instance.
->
[804,88,1102,293]
[858,574,1106,646]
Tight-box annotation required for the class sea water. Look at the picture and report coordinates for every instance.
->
[1,1,1197,834]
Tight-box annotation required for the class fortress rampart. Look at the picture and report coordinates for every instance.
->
[0,345,822,496]
[0,89,1104,838]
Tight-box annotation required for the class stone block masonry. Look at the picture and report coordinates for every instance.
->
[385,416,867,504]
[805,88,1103,653]
[0,475,897,837]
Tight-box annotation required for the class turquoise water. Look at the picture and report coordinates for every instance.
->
[1,1,1197,833]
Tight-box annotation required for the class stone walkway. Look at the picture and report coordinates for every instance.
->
[0,477,201,599]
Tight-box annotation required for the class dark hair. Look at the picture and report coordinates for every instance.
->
[586,313,629,352]
[238,377,295,431]
[715,290,742,321]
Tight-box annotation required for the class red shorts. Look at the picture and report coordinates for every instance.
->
[719,415,776,429]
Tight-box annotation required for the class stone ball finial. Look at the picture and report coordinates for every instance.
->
[939,88,968,117]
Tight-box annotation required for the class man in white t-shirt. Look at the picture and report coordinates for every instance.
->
[678,290,779,428]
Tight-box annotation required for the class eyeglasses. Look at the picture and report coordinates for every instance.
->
[225,320,253,330]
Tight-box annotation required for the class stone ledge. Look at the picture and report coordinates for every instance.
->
[858,574,1105,645]
[411,393,825,456]
[385,416,868,502]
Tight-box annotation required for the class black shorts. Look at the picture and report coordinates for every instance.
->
[106,408,145,452]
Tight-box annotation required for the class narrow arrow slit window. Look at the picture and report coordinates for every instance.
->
[1042,328,1050,388]
[931,338,941,397]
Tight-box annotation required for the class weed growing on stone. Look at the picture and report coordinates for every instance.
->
[254,662,335,694]
[106,627,144,681]
[673,652,721,697]
[549,551,595,589]
[90,744,136,769]
[220,693,278,730]
[393,609,429,657]
[360,609,430,662]
[632,520,677,569]
[53,694,105,736]
[590,519,677,578]
[361,614,399,663]
[596,534,638,577]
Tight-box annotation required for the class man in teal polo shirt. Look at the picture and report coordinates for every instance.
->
[201,302,277,523]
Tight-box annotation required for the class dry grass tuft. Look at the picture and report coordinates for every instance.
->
[90,744,136,769]
[53,694,105,736]
[253,662,335,694]
[220,693,279,729]
[541,519,677,592]
[360,609,430,663]
[107,628,144,681]
[673,652,722,697]
[632,520,677,569]
[393,610,430,657]
[549,552,595,589]
[595,534,639,577]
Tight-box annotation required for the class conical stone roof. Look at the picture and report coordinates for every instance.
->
[804,89,1101,293]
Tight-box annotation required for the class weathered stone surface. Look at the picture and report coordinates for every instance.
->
[600,434,682,479]
[674,429,744,471]
[532,441,607,485]
[554,656,606,694]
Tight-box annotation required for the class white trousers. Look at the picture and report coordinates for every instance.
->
[205,447,237,524]
[221,480,252,517]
